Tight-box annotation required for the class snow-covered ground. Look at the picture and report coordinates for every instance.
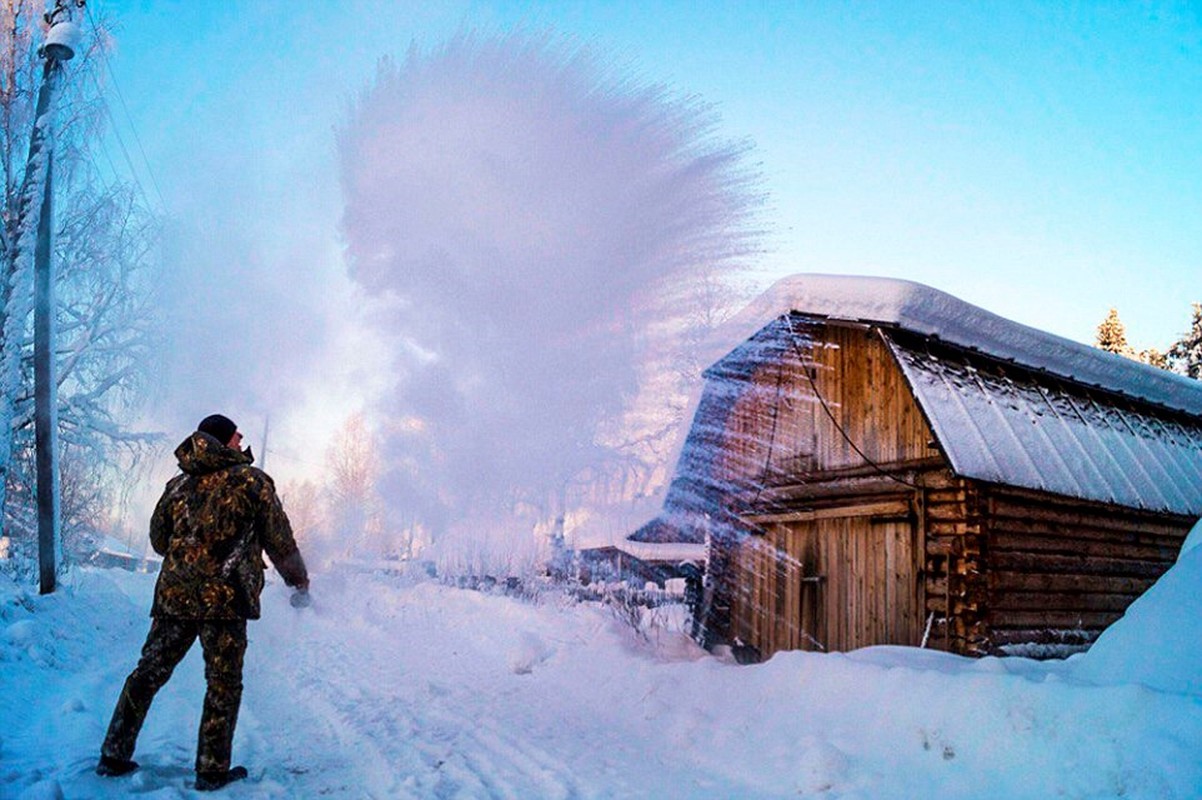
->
[3,550,1202,799]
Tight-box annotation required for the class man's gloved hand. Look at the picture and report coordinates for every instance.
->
[290,586,311,609]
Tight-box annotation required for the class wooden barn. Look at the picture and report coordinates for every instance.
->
[635,275,1202,660]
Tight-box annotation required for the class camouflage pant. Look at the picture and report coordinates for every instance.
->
[101,618,248,773]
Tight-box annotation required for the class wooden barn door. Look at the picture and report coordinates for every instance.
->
[741,503,921,657]
[808,514,921,651]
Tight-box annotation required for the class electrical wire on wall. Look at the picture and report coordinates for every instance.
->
[750,335,788,508]
[783,313,921,491]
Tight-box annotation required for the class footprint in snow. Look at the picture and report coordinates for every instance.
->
[508,631,554,675]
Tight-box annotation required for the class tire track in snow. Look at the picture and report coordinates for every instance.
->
[242,608,423,798]
[242,658,412,797]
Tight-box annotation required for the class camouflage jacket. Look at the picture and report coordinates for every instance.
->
[149,431,308,620]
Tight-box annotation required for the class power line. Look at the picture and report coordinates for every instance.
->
[784,313,921,491]
[265,448,325,471]
[91,110,125,185]
[86,67,155,211]
[83,2,167,211]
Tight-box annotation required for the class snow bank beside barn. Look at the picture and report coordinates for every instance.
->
[1070,517,1202,695]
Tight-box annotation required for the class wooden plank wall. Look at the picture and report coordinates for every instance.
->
[730,509,923,659]
[764,323,936,475]
[713,322,937,488]
[814,515,922,651]
[980,488,1190,652]
[729,536,765,652]
[719,321,946,657]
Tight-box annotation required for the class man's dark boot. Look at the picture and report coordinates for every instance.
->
[96,755,139,777]
[195,765,248,791]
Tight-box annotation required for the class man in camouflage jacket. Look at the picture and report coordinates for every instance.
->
[97,414,309,791]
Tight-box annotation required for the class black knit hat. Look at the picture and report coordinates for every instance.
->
[198,414,237,445]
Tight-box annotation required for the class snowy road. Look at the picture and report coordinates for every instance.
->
[4,566,1202,799]
[242,579,603,799]
[238,572,725,799]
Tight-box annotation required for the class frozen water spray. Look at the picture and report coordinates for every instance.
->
[338,30,764,572]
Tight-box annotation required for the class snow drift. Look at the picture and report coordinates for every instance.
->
[3,565,1201,798]
[1069,517,1202,695]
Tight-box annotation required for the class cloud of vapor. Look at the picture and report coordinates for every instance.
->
[154,224,332,412]
[338,31,763,553]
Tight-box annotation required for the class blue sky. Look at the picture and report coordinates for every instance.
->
[95,1,1200,350]
[81,0,1202,485]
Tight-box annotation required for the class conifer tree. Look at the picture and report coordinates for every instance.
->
[1168,302,1202,379]
[1095,307,1134,357]
[1138,347,1170,370]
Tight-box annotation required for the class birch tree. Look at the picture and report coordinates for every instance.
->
[324,413,385,558]
[0,1,159,573]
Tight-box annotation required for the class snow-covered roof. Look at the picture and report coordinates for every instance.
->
[637,274,1202,541]
[585,539,707,563]
[716,274,1202,416]
[888,331,1202,516]
[614,540,706,564]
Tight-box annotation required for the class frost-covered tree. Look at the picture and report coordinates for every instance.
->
[0,2,160,575]
[1137,347,1169,371]
[279,479,323,553]
[322,413,386,558]
[1168,302,1202,379]
[1095,307,1134,357]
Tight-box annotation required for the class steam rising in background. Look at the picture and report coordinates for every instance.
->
[129,140,388,525]
[338,32,764,560]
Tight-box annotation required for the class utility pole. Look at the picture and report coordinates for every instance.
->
[32,2,83,594]
[34,150,59,595]
[259,415,270,470]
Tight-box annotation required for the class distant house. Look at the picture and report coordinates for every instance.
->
[87,548,160,573]
[577,537,705,588]
[85,534,160,573]
[639,275,1202,660]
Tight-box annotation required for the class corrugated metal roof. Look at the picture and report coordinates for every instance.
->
[886,331,1202,517]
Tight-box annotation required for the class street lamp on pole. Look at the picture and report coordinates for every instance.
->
[33,1,84,595]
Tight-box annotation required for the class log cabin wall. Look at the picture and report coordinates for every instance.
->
[679,278,1202,662]
[976,487,1191,655]
[918,473,987,655]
